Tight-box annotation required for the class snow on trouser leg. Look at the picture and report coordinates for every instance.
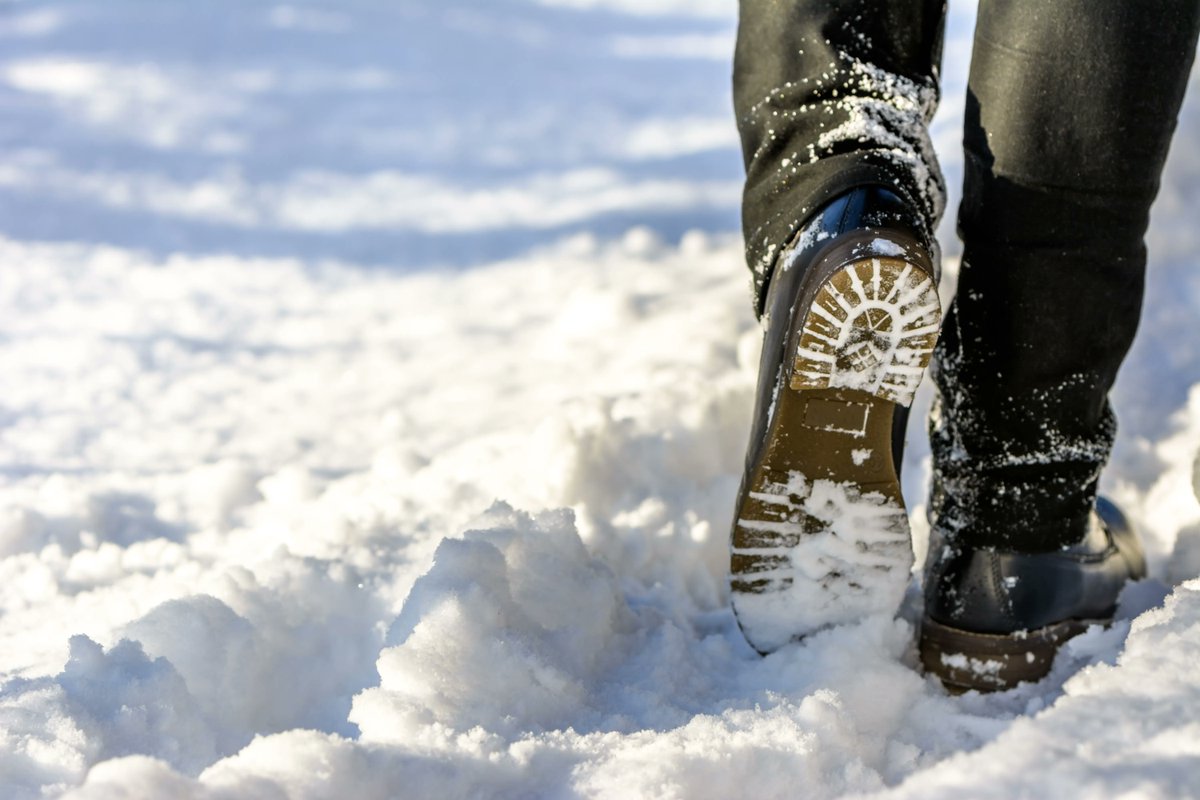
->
[733,0,948,318]
[926,0,1200,555]
[730,187,940,653]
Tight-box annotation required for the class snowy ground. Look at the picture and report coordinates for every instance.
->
[2,0,1200,797]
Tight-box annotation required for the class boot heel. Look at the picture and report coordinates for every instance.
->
[791,256,940,407]
[918,616,1097,693]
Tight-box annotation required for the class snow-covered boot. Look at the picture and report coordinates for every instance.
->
[730,186,941,653]
[919,496,1146,692]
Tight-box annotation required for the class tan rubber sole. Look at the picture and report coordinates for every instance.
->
[732,256,941,653]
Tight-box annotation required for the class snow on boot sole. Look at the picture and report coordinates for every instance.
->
[731,252,940,653]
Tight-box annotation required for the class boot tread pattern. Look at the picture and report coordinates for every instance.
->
[732,472,913,652]
[791,257,939,406]
[731,254,940,654]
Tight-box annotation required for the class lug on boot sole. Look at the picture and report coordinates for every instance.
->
[731,256,941,653]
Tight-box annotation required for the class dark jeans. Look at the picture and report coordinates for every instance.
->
[734,0,1200,550]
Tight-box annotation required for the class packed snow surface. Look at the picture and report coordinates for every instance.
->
[2,0,1200,797]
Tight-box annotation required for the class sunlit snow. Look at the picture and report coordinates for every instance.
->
[2,1,1200,798]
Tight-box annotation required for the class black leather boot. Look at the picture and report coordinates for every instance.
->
[919,497,1147,692]
[730,186,941,653]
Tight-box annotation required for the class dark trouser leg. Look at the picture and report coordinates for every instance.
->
[930,1,1200,552]
[734,0,948,316]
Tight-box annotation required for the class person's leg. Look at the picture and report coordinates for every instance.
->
[730,0,949,651]
[922,0,1200,691]
[733,0,948,315]
[931,0,1200,553]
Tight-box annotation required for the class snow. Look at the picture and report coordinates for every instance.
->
[815,58,945,225]
[791,258,940,403]
[870,238,908,258]
[1,0,1199,798]
[734,476,912,651]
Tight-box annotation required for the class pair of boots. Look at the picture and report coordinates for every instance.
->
[730,186,1146,692]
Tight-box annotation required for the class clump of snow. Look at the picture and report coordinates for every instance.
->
[870,237,908,257]
[353,503,631,740]
[938,652,1003,678]
[0,635,214,796]
[734,474,912,651]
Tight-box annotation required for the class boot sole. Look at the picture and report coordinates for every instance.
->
[731,253,941,653]
[918,616,1102,693]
